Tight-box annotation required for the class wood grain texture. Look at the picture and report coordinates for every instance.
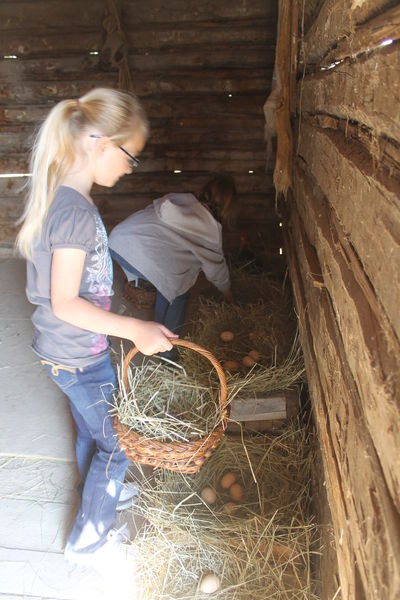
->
[286,199,400,599]
[300,0,395,67]
[297,120,400,342]
[298,44,400,143]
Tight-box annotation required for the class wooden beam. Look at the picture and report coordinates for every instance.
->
[300,0,393,67]
[0,52,275,81]
[0,70,272,103]
[284,217,355,598]
[322,4,400,64]
[294,162,400,511]
[0,22,276,56]
[0,94,268,125]
[286,199,400,599]
[122,0,277,23]
[297,121,400,342]
[298,44,400,143]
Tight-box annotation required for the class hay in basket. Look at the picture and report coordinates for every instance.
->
[112,339,229,474]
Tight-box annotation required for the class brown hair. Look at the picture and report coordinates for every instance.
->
[199,174,239,226]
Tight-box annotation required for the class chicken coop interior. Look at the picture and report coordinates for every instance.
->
[0,1,399,599]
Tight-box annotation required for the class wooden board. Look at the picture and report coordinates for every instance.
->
[298,44,400,143]
[297,121,400,342]
[286,200,400,599]
[301,0,394,67]
[294,163,400,510]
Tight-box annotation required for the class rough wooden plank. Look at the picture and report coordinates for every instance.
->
[0,1,104,30]
[0,547,113,600]
[294,163,400,511]
[299,44,400,143]
[0,22,276,56]
[285,220,354,598]
[0,94,268,125]
[323,3,400,63]
[0,48,274,78]
[286,201,400,599]
[0,173,273,197]
[0,70,272,103]
[122,0,277,23]
[297,121,400,342]
[229,391,293,422]
[0,0,276,29]
[0,457,78,504]
[0,151,272,177]
[301,0,394,67]
[0,498,72,552]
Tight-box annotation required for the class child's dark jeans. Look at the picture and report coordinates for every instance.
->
[42,354,129,552]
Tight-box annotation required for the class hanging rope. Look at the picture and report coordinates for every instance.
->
[100,0,133,91]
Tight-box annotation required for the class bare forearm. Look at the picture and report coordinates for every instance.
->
[51,296,176,354]
[52,295,134,337]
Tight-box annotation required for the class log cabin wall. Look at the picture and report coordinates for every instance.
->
[285,1,400,598]
[0,0,280,261]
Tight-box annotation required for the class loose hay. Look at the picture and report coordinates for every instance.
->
[128,423,318,599]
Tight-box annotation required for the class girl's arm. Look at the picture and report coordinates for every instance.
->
[50,247,176,354]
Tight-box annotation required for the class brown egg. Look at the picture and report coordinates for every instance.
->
[200,487,217,504]
[242,355,256,368]
[220,330,234,342]
[229,483,244,501]
[220,471,236,489]
[223,360,240,372]
[223,502,239,515]
[248,350,260,361]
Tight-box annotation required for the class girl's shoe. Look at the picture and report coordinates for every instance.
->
[116,481,140,511]
[64,523,131,570]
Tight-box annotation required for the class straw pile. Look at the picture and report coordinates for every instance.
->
[113,267,305,456]
[182,267,305,396]
[128,423,318,599]
[113,349,223,444]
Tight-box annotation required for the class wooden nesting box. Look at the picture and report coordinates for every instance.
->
[0,1,399,598]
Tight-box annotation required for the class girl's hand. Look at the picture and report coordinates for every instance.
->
[128,319,178,355]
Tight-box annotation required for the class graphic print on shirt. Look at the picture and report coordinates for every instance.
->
[86,215,113,354]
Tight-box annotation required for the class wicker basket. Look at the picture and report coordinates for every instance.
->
[114,339,228,474]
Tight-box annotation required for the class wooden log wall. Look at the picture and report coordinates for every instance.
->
[286,1,400,597]
[0,0,281,261]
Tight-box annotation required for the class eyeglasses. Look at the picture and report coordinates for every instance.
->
[90,134,140,168]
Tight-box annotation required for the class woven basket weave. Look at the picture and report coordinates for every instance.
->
[114,339,228,474]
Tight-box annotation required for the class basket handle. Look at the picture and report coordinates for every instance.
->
[122,338,229,430]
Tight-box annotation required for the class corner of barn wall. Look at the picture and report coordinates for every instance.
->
[281,0,400,597]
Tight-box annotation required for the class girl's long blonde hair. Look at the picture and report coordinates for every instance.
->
[16,87,148,259]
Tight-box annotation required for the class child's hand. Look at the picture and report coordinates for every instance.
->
[129,319,178,355]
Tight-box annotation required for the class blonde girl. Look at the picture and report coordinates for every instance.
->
[16,88,176,569]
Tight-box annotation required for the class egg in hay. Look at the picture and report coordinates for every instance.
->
[199,573,221,594]
[220,330,234,342]
[201,487,217,504]
[220,471,236,489]
[229,483,244,501]
[223,360,240,372]
[248,349,260,361]
[242,355,256,368]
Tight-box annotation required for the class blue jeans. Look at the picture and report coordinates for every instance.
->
[110,249,190,337]
[42,354,129,552]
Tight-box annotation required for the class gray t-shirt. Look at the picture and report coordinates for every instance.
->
[109,193,230,303]
[26,186,114,367]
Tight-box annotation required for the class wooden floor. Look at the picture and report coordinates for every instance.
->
[0,258,139,600]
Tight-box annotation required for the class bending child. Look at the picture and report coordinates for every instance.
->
[109,174,238,360]
[16,88,177,569]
